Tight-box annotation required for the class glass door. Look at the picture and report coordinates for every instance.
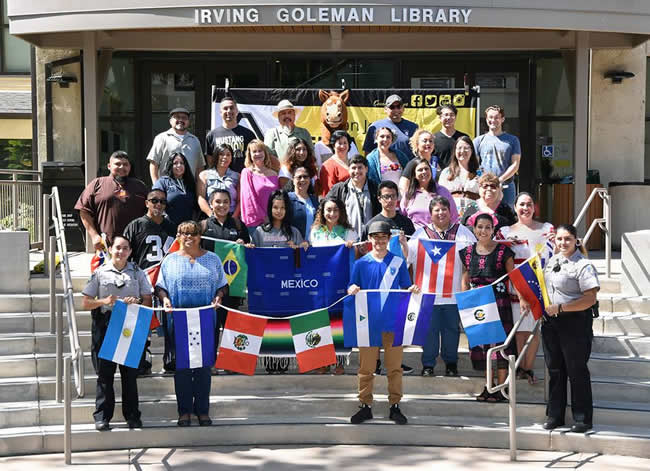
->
[138,62,207,183]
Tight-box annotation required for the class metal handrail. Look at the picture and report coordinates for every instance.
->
[574,187,612,278]
[46,186,85,398]
[485,311,541,461]
[0,168,42,245]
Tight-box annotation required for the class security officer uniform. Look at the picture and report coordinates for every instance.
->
[83,261,152,426]
[542,250,600,427]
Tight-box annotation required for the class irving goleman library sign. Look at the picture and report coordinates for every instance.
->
[194,6,473,26]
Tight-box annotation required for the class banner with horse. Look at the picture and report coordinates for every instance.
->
[210,87,479,152]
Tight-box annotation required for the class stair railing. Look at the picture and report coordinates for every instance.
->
[44,186,85,400]
[574,187,611,277]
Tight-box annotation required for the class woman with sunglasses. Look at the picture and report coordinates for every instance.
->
[461,172,516,235]
[366,127,410,186]
[401,158,458,228]
[153,152,197,226]
[197,143,240,219]
[156,220,228,427]
[542,224,599,433]
[438,136,481,219]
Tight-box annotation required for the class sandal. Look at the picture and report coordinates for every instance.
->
[525,369,538,385]
[476,386,491,402]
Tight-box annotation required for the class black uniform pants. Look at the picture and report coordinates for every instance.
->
[91,309,141,423]
[541,310,593,424]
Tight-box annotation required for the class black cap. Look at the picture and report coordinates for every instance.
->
[367,221,392,235]
[169,107,191,118]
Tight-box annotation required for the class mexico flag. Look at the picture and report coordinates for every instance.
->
[216,311,267,375]
[290,309,336,373]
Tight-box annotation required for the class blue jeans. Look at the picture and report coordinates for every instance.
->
[501,181,516,207]
[174,367,211,416]
[421,304,461,367]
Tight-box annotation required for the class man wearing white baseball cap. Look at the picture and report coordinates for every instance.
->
[264,99,314,163]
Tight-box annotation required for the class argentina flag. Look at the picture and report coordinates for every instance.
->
[174,307,216,369]
[98,300,154,368]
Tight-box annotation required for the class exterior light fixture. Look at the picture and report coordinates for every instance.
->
[604,70,635,84]
[46,72,78,88]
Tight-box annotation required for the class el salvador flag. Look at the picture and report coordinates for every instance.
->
[343,292,384,347]
[393,292,436,346]
[174,307,216,369]
[98,300,154,368]
[456,285,507,347]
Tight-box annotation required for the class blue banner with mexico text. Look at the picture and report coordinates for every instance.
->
[246,245,352,317]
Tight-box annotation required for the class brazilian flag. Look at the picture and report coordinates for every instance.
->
[214,240,247,297]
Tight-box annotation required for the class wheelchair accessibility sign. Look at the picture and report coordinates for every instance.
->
[542,145,554,158]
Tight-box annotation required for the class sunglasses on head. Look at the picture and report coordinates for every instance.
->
[148,198,167,205]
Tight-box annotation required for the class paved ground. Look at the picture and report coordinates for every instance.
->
[2,445,650,470]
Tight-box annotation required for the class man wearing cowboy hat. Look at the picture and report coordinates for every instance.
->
[147,107,205,184]
[264,99,314,163]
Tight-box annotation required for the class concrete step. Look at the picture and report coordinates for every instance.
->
[594,312,650,336]
[592,335,650,358]
[1,417,650,458]
[29,275,87,294]
[0,311,92,335]
[0,294,84,314]
[3,394,650,429]
[599,295,650,315]
[3,373,648,406]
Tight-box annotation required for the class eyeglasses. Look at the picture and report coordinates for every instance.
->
[179,232,199,237]
[148,198,167,205]
[481,184,498,190]
[379,194,398,200]
[294,175,310,180]
[388,104,403,110]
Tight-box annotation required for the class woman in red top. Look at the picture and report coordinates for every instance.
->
[319,130,352,197]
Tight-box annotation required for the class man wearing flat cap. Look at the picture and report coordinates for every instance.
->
[147,107,205,184]
[264,99,314,164]
[362,94,418,160]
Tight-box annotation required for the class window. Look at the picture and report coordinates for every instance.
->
[1,0,31,73]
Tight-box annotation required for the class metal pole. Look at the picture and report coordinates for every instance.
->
[64,355,72,465]
[43,194,50,275]
[12,174,18,230]
[56,296,64,403]
[508,354,517,461]
[49,235,57,335]
[605,193,612,278]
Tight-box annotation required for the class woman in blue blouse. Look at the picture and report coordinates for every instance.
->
[156,220,228,427]
[153,152,197,226]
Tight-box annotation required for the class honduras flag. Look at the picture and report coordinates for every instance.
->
[98,300,154,368]
[343,291,385,347]
[456,285,506,347]
[393,292,436,346]
[174,307,216,369]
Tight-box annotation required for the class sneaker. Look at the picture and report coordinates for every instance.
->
[95,420,110,431]
[127,418,143,429]
[401,364,414,375]
[445,363,458,377]
[389,403,408,425]
[375,359,382,375]
[421,367,434,377]
[350,403,373,424]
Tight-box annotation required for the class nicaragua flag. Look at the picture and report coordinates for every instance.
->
[343,291,384,347]
[173,307,216,369]
[393,292,436,346]
[456,285,506,347]
[98,300,154,368]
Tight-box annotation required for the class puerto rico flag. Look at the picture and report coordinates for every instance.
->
[414,239,458,300]
[216,311,267,375]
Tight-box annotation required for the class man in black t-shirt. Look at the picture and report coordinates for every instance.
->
[205,97,256,172]
[433,105,468,169]
[360,180,415,375]
[122,189,177,270]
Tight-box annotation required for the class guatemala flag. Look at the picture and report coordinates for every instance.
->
[456,285,506,347]
[174,307,216,369]
[98,300,154,368]
[393,292,436,346]
[343,291,385,347]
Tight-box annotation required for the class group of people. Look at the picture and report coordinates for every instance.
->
[74,94,599,434]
